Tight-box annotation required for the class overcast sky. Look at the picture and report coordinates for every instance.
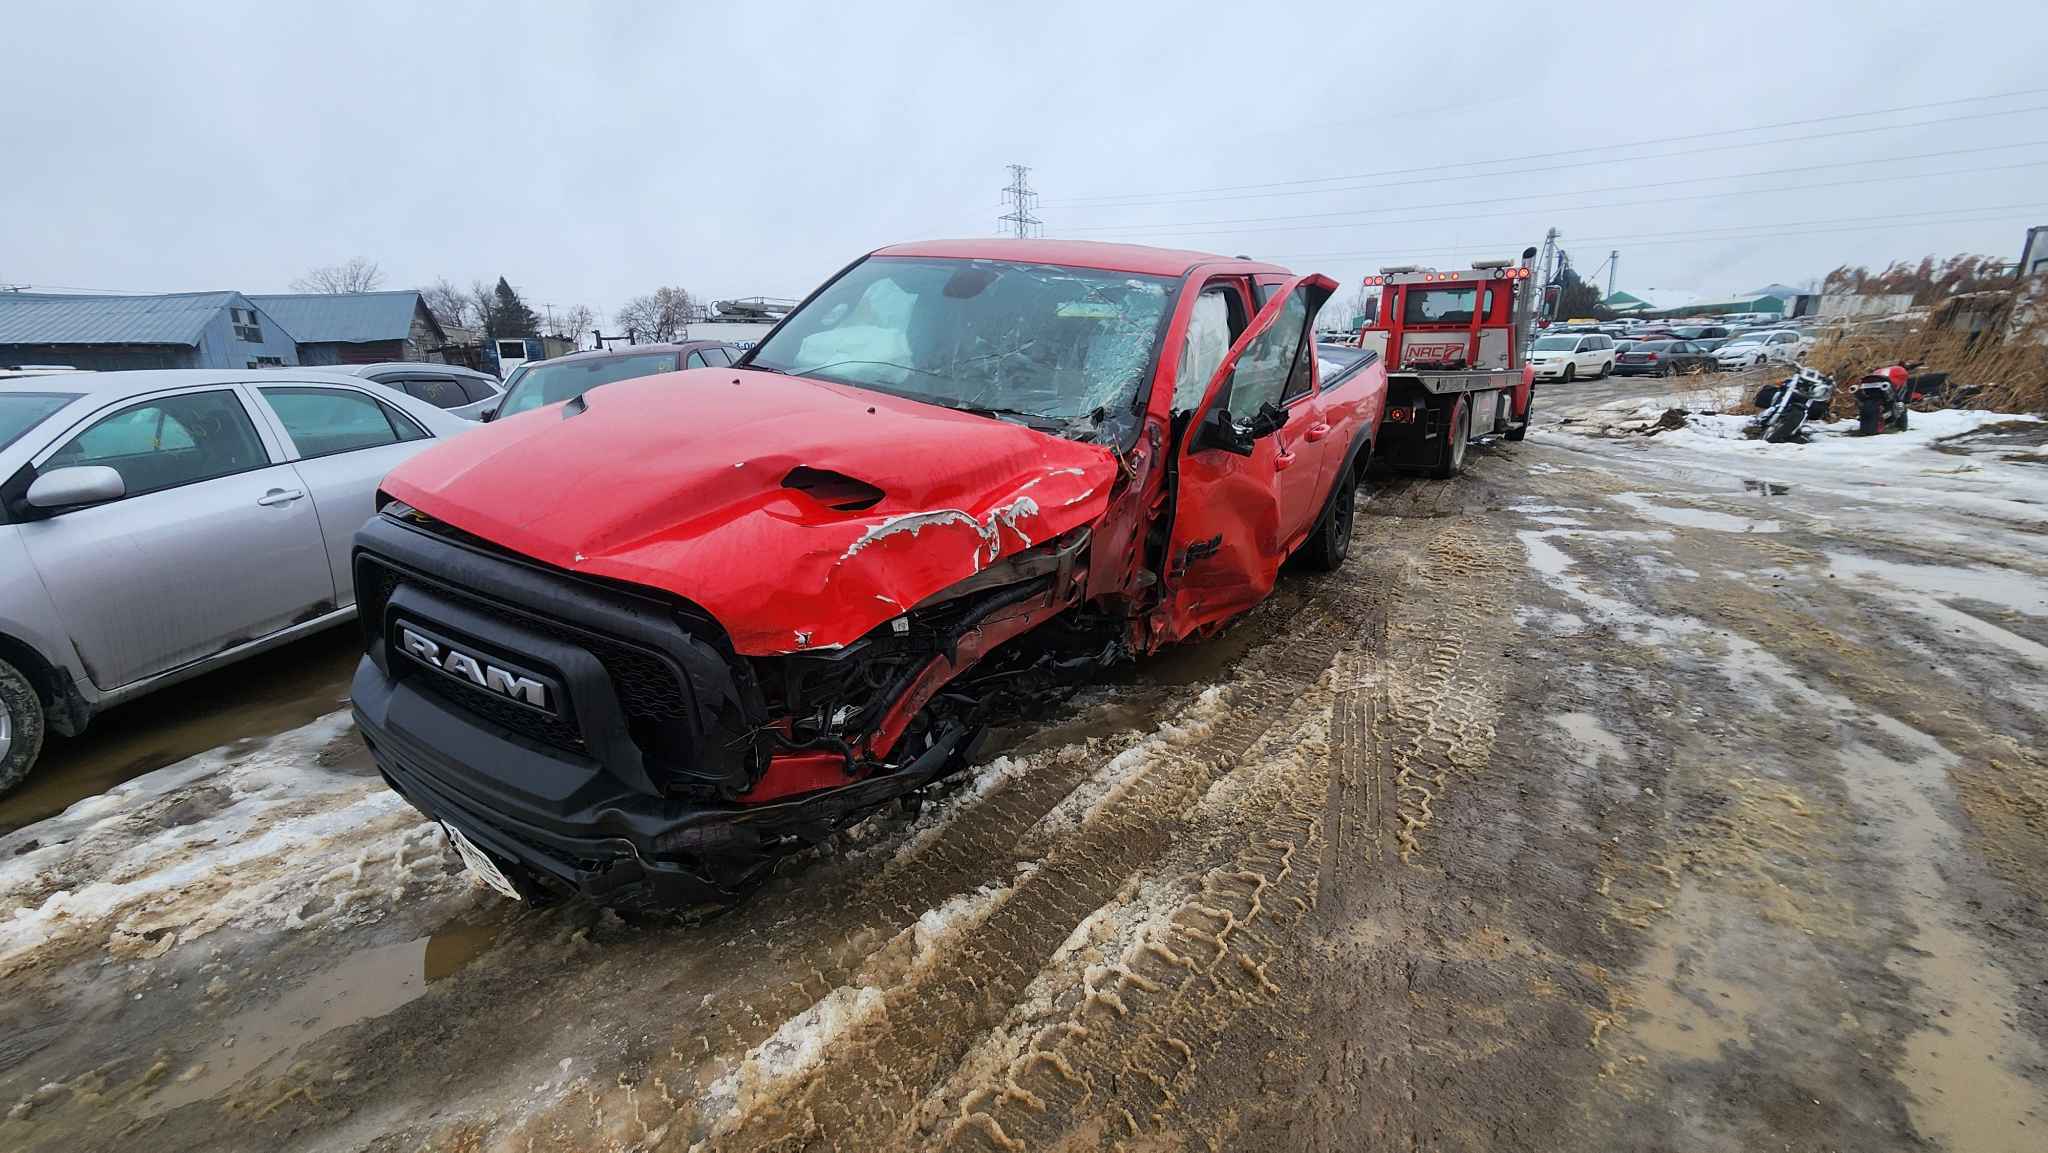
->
[6,0,2046,320]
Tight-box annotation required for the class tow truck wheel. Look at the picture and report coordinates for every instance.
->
[1301,468,1357,571]
[1432,395,1471,478]
[1505,390,1531,441]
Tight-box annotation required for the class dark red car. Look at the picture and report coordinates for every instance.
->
[349,239,1382,908]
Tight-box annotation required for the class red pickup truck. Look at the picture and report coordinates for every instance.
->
[349,239,1384,908]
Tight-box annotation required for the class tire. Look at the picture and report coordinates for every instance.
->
[1433,395,1472,478]
[1300,467,1357,571]
[1656,363,1672,378]
[0,658,47,798]
[1560,363,1576,383]
[1590,360,1608,381]
[1764,404,1803,444]
[1857,392,1882,436]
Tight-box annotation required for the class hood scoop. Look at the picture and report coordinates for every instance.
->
[781,466,885,511]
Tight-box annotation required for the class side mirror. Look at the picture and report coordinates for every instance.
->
[26,465,125,511]
[478,405,497,422]
[1195,400,1288,456]
[1244,400,1290,439]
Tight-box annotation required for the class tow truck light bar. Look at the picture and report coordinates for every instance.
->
[1364,267,1530,287]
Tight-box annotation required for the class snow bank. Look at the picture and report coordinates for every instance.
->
[0,711,457,973]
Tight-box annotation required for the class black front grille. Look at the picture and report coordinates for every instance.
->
[411,667,584,750]
[357,553,692,753]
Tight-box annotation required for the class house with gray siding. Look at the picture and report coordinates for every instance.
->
[247,291,446,365]
[0,291,300,371]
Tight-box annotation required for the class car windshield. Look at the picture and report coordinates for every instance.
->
[1722,335,1764,347]
[744,256,1176,436]
[1530,336,1579,351]
[1638,341,1677,350]
[0,391,80,452]
[497,353,681,417]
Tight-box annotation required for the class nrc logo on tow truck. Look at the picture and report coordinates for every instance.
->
[397,623,553,712]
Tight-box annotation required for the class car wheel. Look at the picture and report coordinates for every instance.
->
[1301,467,1357,571]
[0,659,47,798]
[1560,363,1576,383]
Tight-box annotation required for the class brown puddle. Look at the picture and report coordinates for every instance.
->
[146,921,500,1114]
[0,627,362,834]
[1630,880,1761,1061]
[1842,717,2048,1151]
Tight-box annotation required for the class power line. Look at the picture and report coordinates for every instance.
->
[1046,87,2048,208]
[1052,104,2048,214]
[997,164,1043,238]
[1060,153,2048,240]
[1260,207,2047,265]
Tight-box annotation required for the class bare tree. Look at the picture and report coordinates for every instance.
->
[291,257,384,294]
[469,279,498,336]
[558,304,596,345]
[613,286,694,343]
[420,277,471,330]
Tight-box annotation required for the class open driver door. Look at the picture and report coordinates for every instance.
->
[1152,273,1335,646]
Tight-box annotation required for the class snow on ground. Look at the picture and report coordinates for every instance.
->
[0,711,457,975]
[1653,408,2039,467]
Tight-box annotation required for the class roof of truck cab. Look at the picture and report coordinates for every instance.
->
[872,238,1282,278]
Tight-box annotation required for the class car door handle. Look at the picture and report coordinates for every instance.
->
[1303,422,1333,443]
[257,488,305,507]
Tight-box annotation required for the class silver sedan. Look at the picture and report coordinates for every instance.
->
[0,369,472,793]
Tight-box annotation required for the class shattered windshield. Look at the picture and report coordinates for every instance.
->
[744,256,1176,440]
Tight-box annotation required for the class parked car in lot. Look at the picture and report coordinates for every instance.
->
[330,362,504,421]
[351,238,1381,909]
[1713,329,1811,369]
[0,370,472,794]
[1614,339,1717,376]
[1667,324,1732,341]
[486,342,744,421]
[1526,333,1617,382]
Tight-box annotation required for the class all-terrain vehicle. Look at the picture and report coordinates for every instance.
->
[349,239,1384,909]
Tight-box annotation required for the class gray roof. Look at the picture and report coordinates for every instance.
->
[0,291,242,347]
[246,291,439,345]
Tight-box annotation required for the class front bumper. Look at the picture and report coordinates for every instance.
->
[355,657,968,908]
[1531,363,1570,380]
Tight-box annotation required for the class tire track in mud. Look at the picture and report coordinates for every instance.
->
[1380,525,1511,866]
[937,649,1369,1152]
[477,591,1355,1150]
[698,576,1379,1152]
[927,514,1509,1150]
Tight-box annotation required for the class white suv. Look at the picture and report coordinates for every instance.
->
[1527,333,1617,382]
[1713,329,1810,369]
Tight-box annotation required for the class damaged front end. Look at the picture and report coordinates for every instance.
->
[350,504,1118,910]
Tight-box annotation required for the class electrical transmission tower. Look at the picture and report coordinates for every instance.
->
[997,164,1043,238]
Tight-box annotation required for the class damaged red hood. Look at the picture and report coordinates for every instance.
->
[379,368,1118,654]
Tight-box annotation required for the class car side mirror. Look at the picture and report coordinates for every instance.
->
[1195,400,1288,456]
[26,465,125,511]
[478,405,498,422]
[1244,400,1290,439]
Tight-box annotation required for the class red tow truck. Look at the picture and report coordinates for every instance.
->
[1358,250,1539,476]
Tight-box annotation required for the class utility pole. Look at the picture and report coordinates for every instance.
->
[1607,250,1619,301]
[1535,228,1561,321]
[997,164,1043,238]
